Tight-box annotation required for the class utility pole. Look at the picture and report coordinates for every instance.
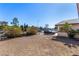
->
[76,3,79,18]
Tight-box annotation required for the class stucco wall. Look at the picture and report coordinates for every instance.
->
[58,32,79,39]
[71,24,79,30]
[56,24,79,31]
[56,24,79,38]
[58,32,68,37]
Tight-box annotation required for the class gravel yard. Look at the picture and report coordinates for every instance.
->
[0,33,78,56]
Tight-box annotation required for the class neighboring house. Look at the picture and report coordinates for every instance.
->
[0,30,7,40]
[55,19,79,31]
[0,21,8,40]
[0,21,8,26]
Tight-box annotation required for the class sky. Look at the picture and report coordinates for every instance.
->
[0,3,78,28]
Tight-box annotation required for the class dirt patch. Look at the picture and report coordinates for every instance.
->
[0,34,78,56]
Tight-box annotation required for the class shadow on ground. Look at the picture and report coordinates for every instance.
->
[52,36,79,46]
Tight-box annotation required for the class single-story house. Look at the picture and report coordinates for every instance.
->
[55,19,79,31]
[0,21,8,40]
[55,19,79,38]
[0,21,8,26]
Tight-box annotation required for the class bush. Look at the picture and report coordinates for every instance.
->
[26,26,38,35]
[75,30,79,34]
[0,26,4,30]
[68,29,76,38]
[5,26,22,38]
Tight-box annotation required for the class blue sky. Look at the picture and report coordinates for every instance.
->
[0,3,78,28]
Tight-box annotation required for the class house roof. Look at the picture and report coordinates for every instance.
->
[56,18,79,25]
[0,21,8,24]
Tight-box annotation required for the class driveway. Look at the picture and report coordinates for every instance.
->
[0,34,78,56]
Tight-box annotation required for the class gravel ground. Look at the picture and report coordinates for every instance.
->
[0,33,78,56]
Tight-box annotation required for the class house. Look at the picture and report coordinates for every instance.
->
[55,19,79,37]
[0,21,8,26]
[55,19,79,31]
[0,21,8,40]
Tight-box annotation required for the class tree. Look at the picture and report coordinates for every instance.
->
[38,26,43,32]
[44,24,49,31]
[11,17,19,26]
[20,25,24,31]
[20,24,28,32]
[45,24,49,28]
[61,22,76,38]
[62,22,72,33]
[24,24,28,31]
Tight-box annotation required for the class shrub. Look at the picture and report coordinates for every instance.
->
[0,26,4,30]
[75,30,79,34]
[5,26,22,38]
[26,26,38,35]
[68,29,76,38]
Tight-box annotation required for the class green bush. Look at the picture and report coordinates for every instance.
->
[26,26,38,35]
[0,26,4,30]
[5,26,22,38]
[75,30,79,34]
[68,29,76,38]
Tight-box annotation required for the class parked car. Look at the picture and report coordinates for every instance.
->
[44,29,57,35]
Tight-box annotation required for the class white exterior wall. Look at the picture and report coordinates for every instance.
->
[58,32,68,37]
[56,24,79,38]
[56,24,79,31]
[71,24,79,30]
